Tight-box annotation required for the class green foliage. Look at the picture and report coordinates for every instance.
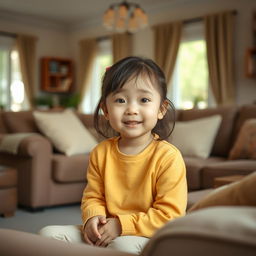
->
[34,93,81,109]
[34,95,53,107]
[178,40,208,105]
[59,93,80,108]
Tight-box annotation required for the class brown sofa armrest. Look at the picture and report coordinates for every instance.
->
[17,134,52,157]
[0,134,53,209]
[142,207,256,256]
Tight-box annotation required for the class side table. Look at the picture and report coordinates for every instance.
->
[213,175,245,188]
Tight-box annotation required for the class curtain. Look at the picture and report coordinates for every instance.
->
[112,33,133,63]
[153,21,182,86]
[16,34,37,109]
[78,38,97,111]
[204,11,235,105]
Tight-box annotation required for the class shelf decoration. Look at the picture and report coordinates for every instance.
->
[41,57,74,93]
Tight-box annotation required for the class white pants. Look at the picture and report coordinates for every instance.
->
[39,225,149,255]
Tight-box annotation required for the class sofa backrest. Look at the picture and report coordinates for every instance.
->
[2,111,40,133]
[1,110,102,141]
[177,106,238,157]
[0,112,8,133]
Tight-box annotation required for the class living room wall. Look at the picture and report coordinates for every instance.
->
[0,0,255,106]
[69,0,256,106]
[0,12,71,95]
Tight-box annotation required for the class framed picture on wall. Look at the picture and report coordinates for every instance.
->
[245,48,256,78]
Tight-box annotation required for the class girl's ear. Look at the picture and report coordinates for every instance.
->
[158,100,168,120]
[101,103,109,120]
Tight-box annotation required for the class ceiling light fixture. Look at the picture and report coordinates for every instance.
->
[103,1,148,33]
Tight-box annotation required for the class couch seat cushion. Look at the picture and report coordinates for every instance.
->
[201,160,256,188]
[187,188,213,210]
[184,156,225,190]
[52,154,90,183]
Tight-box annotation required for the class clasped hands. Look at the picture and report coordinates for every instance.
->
[83,215,122,247]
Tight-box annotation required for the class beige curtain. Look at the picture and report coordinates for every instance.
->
[78,38,97,111]
[112,33,133,63]
[204,11,235,105]
[16,34,37,109]
[153,21,182,86]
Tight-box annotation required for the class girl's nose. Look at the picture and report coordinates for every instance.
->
[125,103,138,115]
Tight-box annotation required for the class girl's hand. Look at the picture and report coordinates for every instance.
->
[83,215,107,245]
[95,217,122,247]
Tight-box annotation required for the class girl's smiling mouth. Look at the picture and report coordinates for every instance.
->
[123,120,142,127]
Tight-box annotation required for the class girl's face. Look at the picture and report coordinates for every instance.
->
[103,74,166,140]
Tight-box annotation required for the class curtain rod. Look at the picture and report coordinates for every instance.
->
[0,31,17,38]
[184,10,237,25]
[96,35,110,42]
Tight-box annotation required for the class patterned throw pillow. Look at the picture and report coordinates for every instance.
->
[228,119,256,160]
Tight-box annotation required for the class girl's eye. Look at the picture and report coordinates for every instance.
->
[141,98,150,103]
[115,98,125,103]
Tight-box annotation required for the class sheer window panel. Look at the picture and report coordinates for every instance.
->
[81,39,112,114]
[0,35,29,111]
[168,21,215,110]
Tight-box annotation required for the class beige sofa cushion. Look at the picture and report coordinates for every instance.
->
[188,171,256,212]
[33,109,98,156]
[170,115,221,158]
[179,106,238,157]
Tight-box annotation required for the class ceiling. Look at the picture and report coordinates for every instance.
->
[0,0,180,28]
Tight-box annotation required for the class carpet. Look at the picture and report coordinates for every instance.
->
[0,204,81,233]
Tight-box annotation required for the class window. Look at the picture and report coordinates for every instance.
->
[0,35,28,111]
[81,39,112,114]
[168,22,214,109]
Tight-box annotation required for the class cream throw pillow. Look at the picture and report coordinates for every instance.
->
[33,109,97,156]
[170,115,222,158]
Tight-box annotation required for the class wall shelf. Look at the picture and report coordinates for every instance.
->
[41,57,74,93]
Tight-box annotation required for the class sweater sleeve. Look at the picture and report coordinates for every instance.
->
[81,151,107,226]
[117,150,187,237]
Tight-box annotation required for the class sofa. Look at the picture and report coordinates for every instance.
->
[0,206,255,256]
[173,104,256,190]
[0,111,95,210]
[0,104,255,210]
[1,170,256,255]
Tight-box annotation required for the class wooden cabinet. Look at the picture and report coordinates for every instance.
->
[41,57,74,92]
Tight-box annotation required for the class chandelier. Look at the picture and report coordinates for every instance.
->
[103,1,148,33]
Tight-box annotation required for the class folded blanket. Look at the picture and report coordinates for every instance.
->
[0,133,37,154]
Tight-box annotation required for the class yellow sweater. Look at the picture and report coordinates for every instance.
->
[81,136,187,238]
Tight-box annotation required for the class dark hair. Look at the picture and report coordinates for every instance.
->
[94,56,175,140]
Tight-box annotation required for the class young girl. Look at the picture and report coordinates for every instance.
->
[39,56,187,255]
